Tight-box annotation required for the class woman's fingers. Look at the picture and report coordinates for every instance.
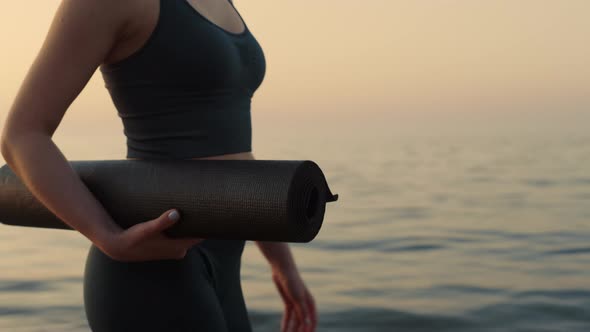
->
[132,209,179,241]
[275,277,291,331]
[282,304,294,332]
[293,290,316,332]
[291,292,307,328]
[306,291,318,329]
[285,308,297,332]
[177,237,204,248]
[274,275,295,332]
[296,303,312,332]
[293,301,313,332]
[273,274,317,332]
[281,306,299,332]
[107,208,207,262]
[272,273,318,332]
[157,237,202,259]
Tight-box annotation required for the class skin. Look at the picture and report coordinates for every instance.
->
[0,0,316,331]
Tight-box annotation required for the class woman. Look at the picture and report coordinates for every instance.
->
[0,0,317,331]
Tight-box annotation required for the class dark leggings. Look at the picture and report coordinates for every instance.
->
[83,239,251,332]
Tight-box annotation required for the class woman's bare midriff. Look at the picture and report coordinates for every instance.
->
[126,151,256,161]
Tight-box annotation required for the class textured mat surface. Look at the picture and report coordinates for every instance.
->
[0,159,338,242]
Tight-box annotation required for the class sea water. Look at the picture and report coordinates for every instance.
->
[1,111,589,331]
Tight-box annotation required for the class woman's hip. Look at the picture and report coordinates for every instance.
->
[82,242,243,332]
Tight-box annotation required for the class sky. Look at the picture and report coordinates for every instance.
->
[0,0,589,139]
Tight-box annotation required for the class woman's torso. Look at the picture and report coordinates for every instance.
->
[112,0,260,164]
[100,0,265,160]
[104,0,250,69]
[100,0,264,255]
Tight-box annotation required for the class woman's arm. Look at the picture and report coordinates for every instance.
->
[1,0,129,249]
[0,0,202,261]
[254,241,297,274]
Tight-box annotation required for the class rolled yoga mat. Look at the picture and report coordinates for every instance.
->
[0,159,338,242]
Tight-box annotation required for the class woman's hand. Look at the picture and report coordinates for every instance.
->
[99,209,204,262]
[272,268,318,332]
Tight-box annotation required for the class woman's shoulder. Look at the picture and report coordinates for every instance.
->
[50,0,133,42]
[55,0,161,66]
[54,0,151,38]
[56,0,133,22]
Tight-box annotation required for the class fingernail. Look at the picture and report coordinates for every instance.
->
[168,210,179,221]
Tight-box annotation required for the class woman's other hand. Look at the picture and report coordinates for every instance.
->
[100,209,204,262]
[272,268,318,332]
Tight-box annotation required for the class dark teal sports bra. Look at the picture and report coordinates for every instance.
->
[100,0,266,159]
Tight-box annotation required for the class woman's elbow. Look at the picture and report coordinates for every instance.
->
[0,132,13,160]
[1,134,18,163]
[0,130,47,162]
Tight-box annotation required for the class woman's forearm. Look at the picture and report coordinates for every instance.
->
[1,132,122,249]
[255,241,298,274]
